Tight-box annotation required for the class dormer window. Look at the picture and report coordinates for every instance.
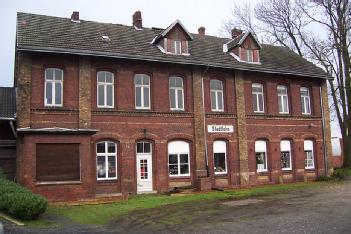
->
[247,49,253,63]
[151,20,193,56]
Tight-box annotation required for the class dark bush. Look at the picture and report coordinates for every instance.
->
[332,168,347,180]
[0,178,47,220]
[316,175,331,181]
[0,167,5,179]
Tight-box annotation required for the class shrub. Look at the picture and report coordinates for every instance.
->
[0,167,6,179]
[316,175,331,181]
[332,168,347,180]
[0,178,47,220]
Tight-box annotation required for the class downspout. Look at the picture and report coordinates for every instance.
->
[320,85,328,176]
[10,120,17,138]
[202,65,210,177]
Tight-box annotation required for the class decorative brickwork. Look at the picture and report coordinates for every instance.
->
[79,56,92,128]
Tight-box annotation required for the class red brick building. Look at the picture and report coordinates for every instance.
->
[14,11,333,201]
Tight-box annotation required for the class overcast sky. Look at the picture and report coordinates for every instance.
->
[0,0,341,138]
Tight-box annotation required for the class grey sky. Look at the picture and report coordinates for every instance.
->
[0,0,341,137]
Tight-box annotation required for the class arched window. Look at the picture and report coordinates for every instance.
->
[213,140,227,174]
[97,71,114,108]
[255,140,268,172]
[304,140,314,169]
[96,141,117,180]
[45,68,63,107]
[280,140,292,170]
[168,141,190,176]
[210,79,224,111]
[169,77,184,110]
[134,74,150,109]
[252,83,264,113]
[277,85,289,114]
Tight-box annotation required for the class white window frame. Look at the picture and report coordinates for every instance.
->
[96,141,117,180]
[301,87,311,115]
[44,68,63,107]
[210,79,224,112]
[97,71,114,108]
[247,49,254,62]
[252,83,264,113]
[213,140,227,175]
[169,77,185,111]
[304,140,315,169]
[173,40,182,55]
[135,74,151,110]
[255,140,268,172]
[280,140,292,170]
[168,141,190,177]
[277,85,289,114]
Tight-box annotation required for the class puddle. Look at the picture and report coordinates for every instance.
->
[222,199,264,207]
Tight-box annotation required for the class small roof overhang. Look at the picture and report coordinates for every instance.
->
[17,127,99,135]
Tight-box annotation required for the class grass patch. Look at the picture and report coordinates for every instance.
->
[24,181,332,226]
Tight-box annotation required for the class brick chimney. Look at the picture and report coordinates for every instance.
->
[198,27,206,35]
[71,11,80,22]
[132,11,142,29]
[231,28,243,38]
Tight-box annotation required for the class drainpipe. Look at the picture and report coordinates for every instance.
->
[320,85,328,175]
[202,65,210,177]
[10,120,17,138]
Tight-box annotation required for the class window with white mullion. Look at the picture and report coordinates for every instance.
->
[169,77,184,110]
[168,141,190,177]
[255,140,268,172]
[45,68,63,107]
[252,83,264,113]
[173,40,182,55]
[280,140,292,170]
[213,141,227,174]
[135,74,151,109]
[96,141,117,180]
[300,87,311,115]
[304,140,315,169]
[277,85,289,114]
[97,71,114,108]
[210,79,224,112]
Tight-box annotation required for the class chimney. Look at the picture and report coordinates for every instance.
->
[71,11,80,22]
[132,11,142,29]
[231,28,243,38]
[198,27,206,35]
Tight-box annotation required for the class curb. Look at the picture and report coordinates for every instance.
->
[0,212,24,226]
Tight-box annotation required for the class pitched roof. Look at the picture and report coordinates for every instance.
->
[226,32,262,51]
[0,87,16,119]
[16,12,329,79]
[152,19,193,44]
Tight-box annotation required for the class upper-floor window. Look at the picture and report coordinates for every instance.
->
[172,40,182,55]
[210,79,224,112]
[252,83,264,113]
[246,49,254,62]
[45,68,63,107]
[304,140,315,169]
[300,87,311,115]
[135,74,150,110]
[96,141,117,180]
[255,140,268,172]
[168,141,190,177]
[169,77,184,110]
[277,85,289,114]
[97,71,114,108]
[280,140,292,170]
[213,140,227,174]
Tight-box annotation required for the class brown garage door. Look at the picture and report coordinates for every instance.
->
[0,146,16,180]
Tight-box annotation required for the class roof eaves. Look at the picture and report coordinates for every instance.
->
[17,45,329,80]
[152,19,193,44]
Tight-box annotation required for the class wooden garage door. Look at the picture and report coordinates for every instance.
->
[0,146,16,180]
[36,143,80,182]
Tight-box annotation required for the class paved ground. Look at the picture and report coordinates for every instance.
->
[3,180,351,233]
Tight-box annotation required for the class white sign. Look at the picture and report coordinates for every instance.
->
[207,125,234,133]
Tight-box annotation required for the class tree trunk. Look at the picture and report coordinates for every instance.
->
[342,132,351,167]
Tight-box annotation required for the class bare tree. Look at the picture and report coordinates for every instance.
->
[223,0,351,167]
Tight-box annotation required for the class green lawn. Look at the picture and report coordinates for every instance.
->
[23,181,336,226]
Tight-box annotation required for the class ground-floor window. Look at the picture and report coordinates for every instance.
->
[96,141,117,180]
[255,140,268,172]
[213,140,227,174]
[36,143,80,182]
[304,140,315,169]
[280,140,292,170]
[168,141,190,176]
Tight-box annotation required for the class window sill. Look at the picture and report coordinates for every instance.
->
[97,179,118,184]
[305,168,315,171]
[35,181,82,186]
[257,171,269,175]
[169,175,191,180]
[282,169,293,173]
[214,173,228,177]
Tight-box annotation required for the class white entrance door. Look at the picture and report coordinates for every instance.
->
[136,142,153,193]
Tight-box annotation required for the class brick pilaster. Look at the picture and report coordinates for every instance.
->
[192,68,208,179]
[79,56,92,129]
[321,80,333,175]
[235,71,250,186]
[16,51,32,128]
